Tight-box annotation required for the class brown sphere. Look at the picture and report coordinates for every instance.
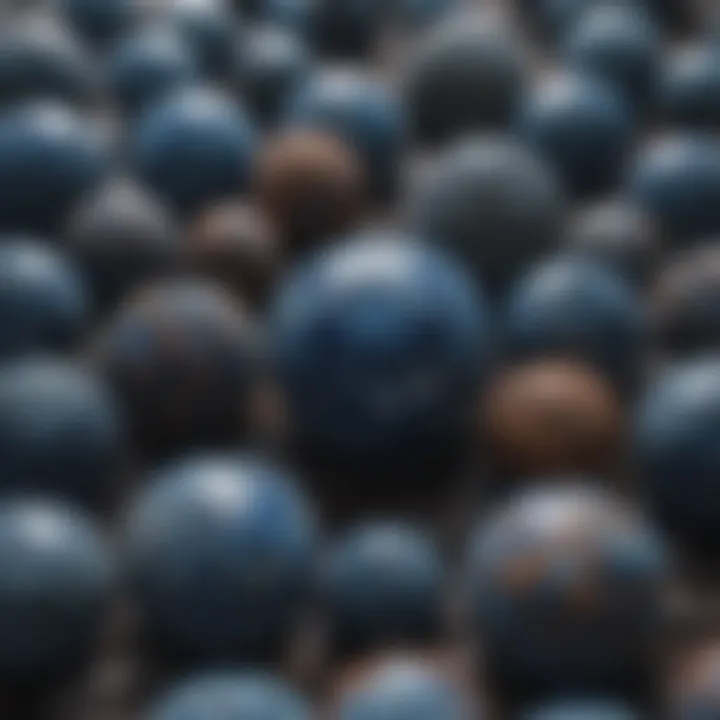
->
[482,359,624,481]
[186,202,282,309]
[254,129,368,258]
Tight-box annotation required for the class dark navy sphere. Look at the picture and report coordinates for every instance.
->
[337,660,472,720]
[131,86,257,217]
[107,27,201,117]
[409,135,566,298]
[0,238,88,359]
[0,13,98,108]
[147,673,310,720]
[659,44,720,130]
[0,498,113,680]
[520,699,640,720]
[284,69,406,202]
[67,176,178,317]
[322,522,444,654]
[235,26,311,127]
[504,258,645,391]
[629,134,720,245]
[518,71,635,199]
[0,359,123,507]
[403,11,526,145]
[563,4,661,113]
[56,0,136,46]
[98,279,257,459]
[310,0,385,59]
[466,484,667,690]
[0,101,111,235]
[272,232,490,466]
[634,358,720,545]
[125,454,319,663]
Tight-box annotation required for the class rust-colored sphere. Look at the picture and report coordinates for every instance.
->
[186,202,282,309]
[482,359,624,481]
[254,129,368,258]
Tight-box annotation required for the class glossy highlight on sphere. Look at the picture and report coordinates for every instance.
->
[124,454,318,663]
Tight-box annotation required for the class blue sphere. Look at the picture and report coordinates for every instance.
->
[284,69,406,202]
[504,258,645,391]
[124,454,319,663]
[147,673,310,720]
[563,4,661,113]
[0,498,114,679]
[0,359,123,507]
[262,0,316,37]
[659,44,720,130]
[272,232,490,466]
[521,699,640,720]
[518,71,635,199]
[107,27,201,117]
[629,134,720,245]
[0,101,111,235]
[322,522,444,653]
[0,239,88,359]
[132,86,257,217]
[56,0,136,46]
[634,358,720,545]
[466,483,667,690]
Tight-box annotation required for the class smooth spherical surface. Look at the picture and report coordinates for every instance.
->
[629,134,720,245]
[403,12,526,145]
[660,44,720,130]
[504,258,645,391]
[261,0,316,38]
[272,233,490,466]
[671,645,720,720]
[0,359,123,507]
[132,86,257,217]
[634,358,720,544]
[284,69,406,202]
[0,498,113,679]
[521,699,640,720]
[310,0,384,59]
[107,27,200,117]
[466,484,667,688]
[125,455,318,662]
[56,0,136,46]
[67,176,178,317]
[98,280,257,459]
[0,102,111,235]
[563,4,661,113]
[563,199,662,288]
[518,72,635,199]
[0,238,88,359]
[322,522,444,654]
[254,130,367,257]
[482,360,624,481]
[409,135,566,298]
[147,673,310,720]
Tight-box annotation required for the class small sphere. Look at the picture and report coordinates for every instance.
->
[107,27,201,117]
[322,522,444,656]
[97,279,258,460]
[482,360,624,481]
[284,68,406,203]
[403,12,527,145]
[629,134,720,245]
[0,498,114,680]
[254,130,368,258]
[521,699,641,720]
[634,358,720,545]
[55,0,136,47]
[131,86,257,218]
[563,199,662,288]
[518,71,635,199]
[186,201,282,309]
[0,238,89,359]
[67,176,178,318]
[466,483,668,689]
[408,135,566,299]
[124,454,318,663]
[272,232,490,468]
[503,258,645,392]
[671,645,720,719]
[0,358,123,507]
[0,101,111,235]
[148,673,310,720]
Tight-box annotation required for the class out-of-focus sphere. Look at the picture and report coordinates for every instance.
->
[310,0,385,60]
[520,699,641,720]
[56,0,137,46]
[671,645,720,720]
[482,360,624,481]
